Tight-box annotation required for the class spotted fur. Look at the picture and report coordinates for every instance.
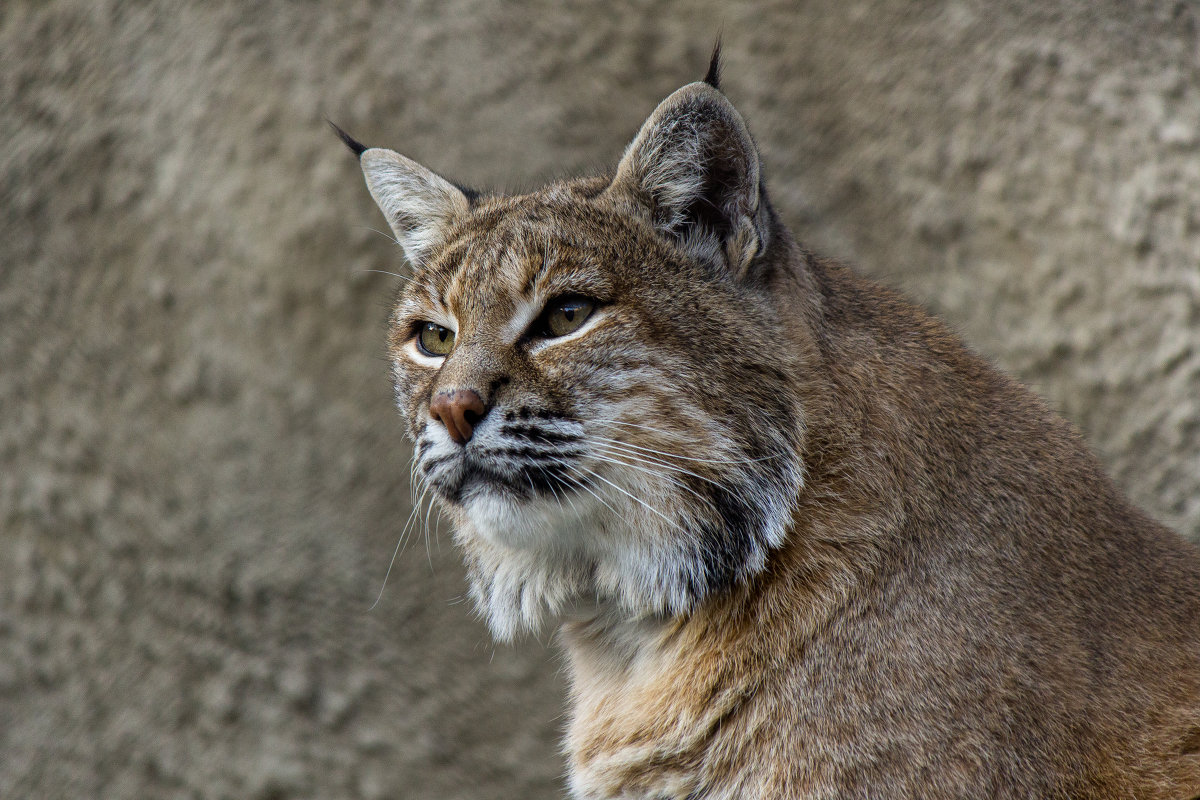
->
[342,66,1200,799]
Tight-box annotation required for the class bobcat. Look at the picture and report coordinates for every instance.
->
[336,52,1200,799]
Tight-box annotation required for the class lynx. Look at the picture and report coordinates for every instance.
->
[336,52,1200,799]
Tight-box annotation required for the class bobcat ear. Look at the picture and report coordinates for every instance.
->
[359,148,470,266]
[609,82,768,276]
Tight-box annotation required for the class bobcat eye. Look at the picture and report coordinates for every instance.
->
[416,322,455,356]
[538,296,596,338]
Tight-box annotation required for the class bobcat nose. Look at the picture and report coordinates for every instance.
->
[429,388,488,445]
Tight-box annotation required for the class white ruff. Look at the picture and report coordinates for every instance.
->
[450,457,798,641]
[464,488,602,553]
[455,488,608,640]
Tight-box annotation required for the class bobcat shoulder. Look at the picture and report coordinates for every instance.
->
[338,53,1200,799]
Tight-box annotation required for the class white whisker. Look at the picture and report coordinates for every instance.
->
[589,439,727,488]
[584,448,713,507]
[357,268,409,280]
[422,484,438,571]
[572,463,688,534]
[546,457,629,526]
[362,225,401,247]
[588,422,778,466]
[370,482,428,611]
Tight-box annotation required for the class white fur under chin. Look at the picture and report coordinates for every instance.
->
[464,487,600,552]
[455,488,606,640]
[453,477,775,641]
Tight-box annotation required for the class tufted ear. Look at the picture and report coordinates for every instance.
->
[608,82,770,277]
[355,148,470,266]
[333,122,477,263]
[330,123,469,265]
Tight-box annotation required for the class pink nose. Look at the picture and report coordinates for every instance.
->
[429,388,488,445]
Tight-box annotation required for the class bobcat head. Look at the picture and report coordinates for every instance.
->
[339,74,808,639]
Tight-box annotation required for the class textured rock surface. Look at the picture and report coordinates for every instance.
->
[3,1,1197,797]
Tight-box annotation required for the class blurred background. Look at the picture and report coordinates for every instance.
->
[3,1,1199,798]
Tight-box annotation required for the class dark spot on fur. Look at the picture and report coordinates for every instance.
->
[695,484,761,593]
[487,445,585,460]
[1181,726,1200,755]
[488,375,510,400]
[500,425,580,445]
[420,455,454,475]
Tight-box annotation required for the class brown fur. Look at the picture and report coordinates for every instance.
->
[343,67,1200,798]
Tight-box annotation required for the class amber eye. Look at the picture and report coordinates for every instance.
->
[416,322,455,356]
[540,296,596,338]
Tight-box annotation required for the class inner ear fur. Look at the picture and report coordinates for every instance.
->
[360,148,470,267]
[608,82,770,277]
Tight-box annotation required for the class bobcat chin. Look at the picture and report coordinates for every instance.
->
[338,50,1200,799]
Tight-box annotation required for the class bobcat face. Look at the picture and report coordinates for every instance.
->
[346,82,807,637]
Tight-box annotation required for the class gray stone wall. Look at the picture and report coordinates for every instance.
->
[3,1,1197,797]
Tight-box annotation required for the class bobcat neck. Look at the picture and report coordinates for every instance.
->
[561,537,873,800]
[559,253,1200,799]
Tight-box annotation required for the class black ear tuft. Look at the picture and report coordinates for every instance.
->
[327,119,368,158]
[703,37,722,90]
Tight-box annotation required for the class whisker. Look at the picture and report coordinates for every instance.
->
[359,266,444,298]
[543,475,567,516]
[362,225,401,246]
[536,459,585,520]
[409,457,421,506]
[583,449,714,507]
[370,485,427,611]
[357,268,409,280]
[431,495,446,553]
[588,432,776,467]
[546,457,628,526]
[558,477,581,517]
[589,440,726,487]
[572,463,687,534]
[422,485,438,571]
